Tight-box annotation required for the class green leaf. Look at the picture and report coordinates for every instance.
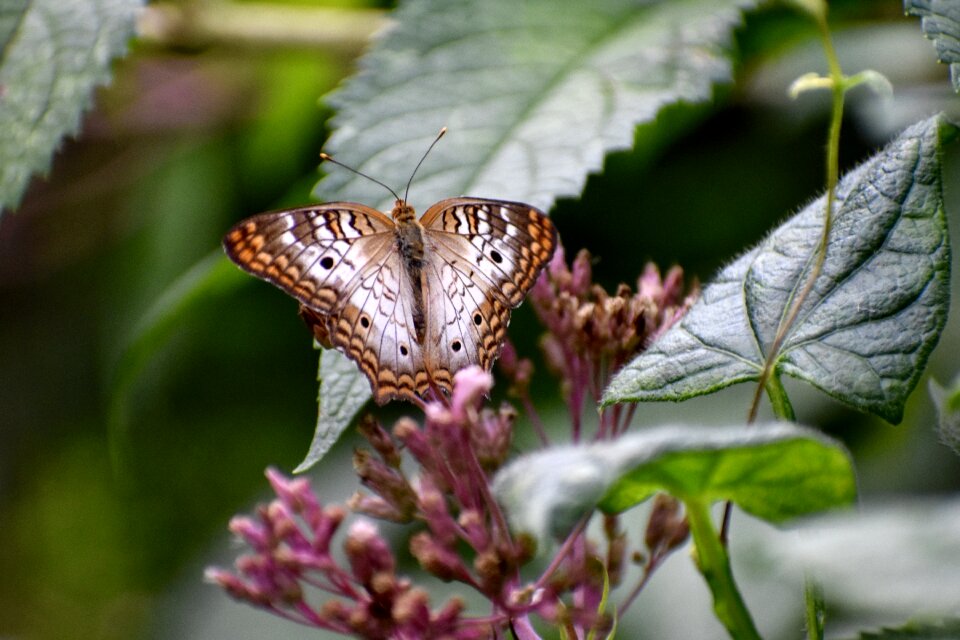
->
[108,253,247,469]
[906,0,960,93]
[293,347,371,473]
[602,114,955,424]
[317,0,759,213]
[928,376,960,457]
[845,619,960,640]
[492,423,856,542]
[0,0,143,215]
[0,2,29,51]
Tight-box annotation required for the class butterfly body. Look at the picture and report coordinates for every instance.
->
[224,196,557,404]
[391,202,429,342]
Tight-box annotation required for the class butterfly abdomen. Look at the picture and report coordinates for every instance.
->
[395,216,428,344]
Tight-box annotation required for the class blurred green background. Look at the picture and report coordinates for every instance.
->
[1,1,959,638]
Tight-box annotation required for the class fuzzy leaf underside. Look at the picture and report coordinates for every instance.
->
[316,0,758,213]
[906,0,960,92]
[0,0,143,215]
[294,348,373,473]
[603,114,954,424]
[492,423,855,541]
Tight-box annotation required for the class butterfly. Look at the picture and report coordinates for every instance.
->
[223,137,557,405]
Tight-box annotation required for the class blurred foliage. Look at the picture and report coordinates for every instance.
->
[0,0,957,639]
[0,0,143,214]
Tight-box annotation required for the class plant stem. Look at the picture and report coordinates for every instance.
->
[804,576,825,640]
[686,498,761,640]
[746,5,846,425]
[764,373,795,421]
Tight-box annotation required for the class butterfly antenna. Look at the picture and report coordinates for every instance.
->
[319,152,403,203]
[403,127,447,205]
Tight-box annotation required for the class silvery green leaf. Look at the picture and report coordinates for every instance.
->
[603,115,954,424]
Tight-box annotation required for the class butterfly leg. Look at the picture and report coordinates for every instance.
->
[423,373,452,408]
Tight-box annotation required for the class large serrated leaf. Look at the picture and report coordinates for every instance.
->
[906,0,960,93]
[305,0,759,461]
[603,114,954,424]
[316,0,758,213]
[293,347,372,473]
[492,423,855,542]
[0,0,143,215]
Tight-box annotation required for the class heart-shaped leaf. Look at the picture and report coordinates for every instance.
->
[492,423,855,541]
[294,348,372,473]
[602,114,955,424]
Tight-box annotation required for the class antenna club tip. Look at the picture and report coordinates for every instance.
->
[438,127,448,137]
[319,152,333,161]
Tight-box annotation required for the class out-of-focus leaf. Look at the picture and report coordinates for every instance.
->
[492,423,855,542]
[0,0,143,214]
[603,114,955,424]
[845,619,960,639]
[109,254,246,467]
[928,377,960,457]
[317,0,758,213]
[906,0,960,92]
[293,347,371,473]
[0,1,29,50]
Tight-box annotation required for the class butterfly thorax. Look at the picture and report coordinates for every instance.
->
[391,199,417,223]
[392,200,428,343]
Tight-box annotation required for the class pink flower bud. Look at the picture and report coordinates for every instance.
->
[345,520,396,585]
[410,532,471,582]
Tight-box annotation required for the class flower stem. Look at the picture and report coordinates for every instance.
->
[686,498,761,640]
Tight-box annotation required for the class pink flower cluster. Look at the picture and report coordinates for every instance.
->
[205,467,481,638]
[521,246,697,440]
[210,242,698,638]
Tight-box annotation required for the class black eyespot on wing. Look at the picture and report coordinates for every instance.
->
[320,256,334,269]
[400,345,408,356]
[451,340,462,352]
[473,313,483,326]
[360,316,370,329]
[490,250,503,264]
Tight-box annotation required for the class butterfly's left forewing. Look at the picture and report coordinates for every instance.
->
[226,204,430,404]
[223,204,396,314]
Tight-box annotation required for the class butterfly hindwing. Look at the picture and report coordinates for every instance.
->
[327,250,430,404]
[423,255,512,390]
